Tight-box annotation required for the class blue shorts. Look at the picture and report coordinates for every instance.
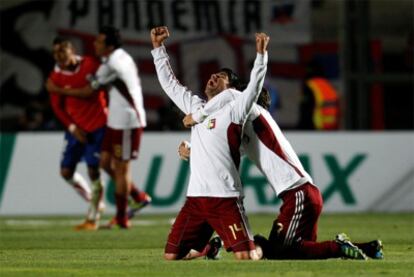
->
[60,127,106,169]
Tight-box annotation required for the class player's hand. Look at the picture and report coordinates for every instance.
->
[178,141,190,161]
[69,124,87,144]
[182,114,197,128]
[151,26,170,48]
[255,33,270,54]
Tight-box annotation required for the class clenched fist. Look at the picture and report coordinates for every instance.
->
[151,26,170,48]
[255,33,270,54]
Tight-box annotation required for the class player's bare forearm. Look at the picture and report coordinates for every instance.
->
[46,78,94,98]
[46,78,64,94]
[61,86,95,98]
[151,26,170,48]
[69,124,87,144]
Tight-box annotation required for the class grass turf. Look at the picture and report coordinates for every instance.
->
[0,213,413,276]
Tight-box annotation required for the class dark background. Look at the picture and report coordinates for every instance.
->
[0,0,412,131]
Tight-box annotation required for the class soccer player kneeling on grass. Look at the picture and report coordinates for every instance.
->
[151,26,269,260]
[182,86,384,260]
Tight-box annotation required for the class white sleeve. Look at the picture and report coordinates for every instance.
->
[231,52,268,124]
[248,104,261,121]
[93,63,117,88]
[151,45,205,114]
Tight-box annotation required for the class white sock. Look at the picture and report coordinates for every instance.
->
[66,172,92,202]
[86,179,104,221]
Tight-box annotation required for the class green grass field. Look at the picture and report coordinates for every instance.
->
[0,213,413,277]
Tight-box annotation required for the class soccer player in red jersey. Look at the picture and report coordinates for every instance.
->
[48,28,151,229]
[46,37,107,230]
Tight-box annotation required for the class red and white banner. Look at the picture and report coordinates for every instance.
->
[1,0,334,131]
[52,0,310,44]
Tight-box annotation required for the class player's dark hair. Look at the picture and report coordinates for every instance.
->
[99,26,122,49]
[237,83,272,110]
[220,68,241,89]
[257,87,271,110]
[53,36,71,46]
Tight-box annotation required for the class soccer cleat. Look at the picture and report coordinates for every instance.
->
[100,217,131,230]
[205,236,223,260]
[254,234,269,259]
[360,240,384,259]
[127,193,152,219]
[335,233,367,260]
[74,220,98,231]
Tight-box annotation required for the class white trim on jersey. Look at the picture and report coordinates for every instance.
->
[284,190,305,246]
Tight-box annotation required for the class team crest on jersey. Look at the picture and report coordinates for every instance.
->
[207,118,216,129]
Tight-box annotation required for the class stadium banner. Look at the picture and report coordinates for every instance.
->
[54,0,310,44]
[0,132,413,215]
[0,0,313,130]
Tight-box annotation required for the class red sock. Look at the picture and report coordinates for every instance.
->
[130,183,141,201]
[130,184,147,202]
[115,194,128,224]
[298,240,341,259]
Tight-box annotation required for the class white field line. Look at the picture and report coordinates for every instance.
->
[4,218,175,227]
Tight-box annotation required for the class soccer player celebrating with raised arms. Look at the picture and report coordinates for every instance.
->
[46,37,107,230]
[151,26,269,260]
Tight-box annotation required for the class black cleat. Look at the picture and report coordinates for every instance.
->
[206,236,223,260]
[254,234,270,259]
[360,240,384,259]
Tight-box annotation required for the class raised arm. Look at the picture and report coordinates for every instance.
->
[151,26,204,114]
[184,33,269,127]
[231,33,269,124]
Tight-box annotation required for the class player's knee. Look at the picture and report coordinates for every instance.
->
[100,163,112,177]
[99,152,112,171]
[164,253,177,261]
[60,168,74,180]
[234,251,251,260]
[87,166,100,181]
[99,159,110,172]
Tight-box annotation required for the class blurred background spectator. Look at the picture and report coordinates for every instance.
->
[297,59,339,130]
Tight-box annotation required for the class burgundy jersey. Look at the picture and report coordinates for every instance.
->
[49,56,107,132]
